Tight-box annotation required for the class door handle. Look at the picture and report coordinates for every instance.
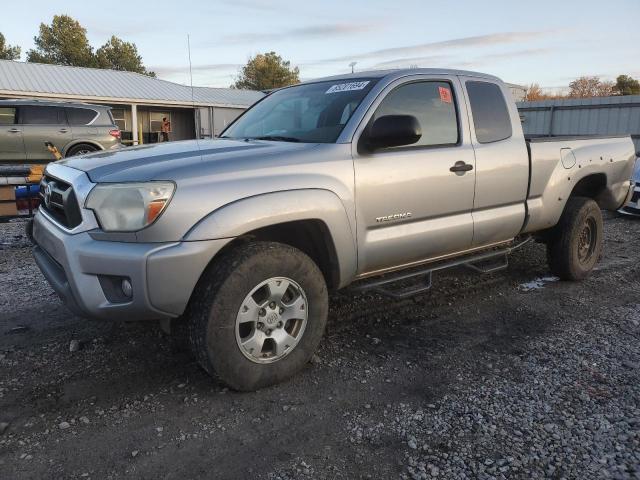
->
[8,128,21,133]
[450,161,474,175]
[59,128,69,133]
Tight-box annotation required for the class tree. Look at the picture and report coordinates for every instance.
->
[568,76,615,98]
[525,83,544,101]
[96,36,155,76]
[27,15,95,67]
[233,52,299,90]
[524,83,566,101]
[614,75,640,96]
[0,33,21,60]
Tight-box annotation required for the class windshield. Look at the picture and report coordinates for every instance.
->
[222,78,378,143]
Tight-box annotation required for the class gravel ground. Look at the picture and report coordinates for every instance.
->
[0,214,639,479]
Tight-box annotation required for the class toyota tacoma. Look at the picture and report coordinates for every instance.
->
[31,69,636,391]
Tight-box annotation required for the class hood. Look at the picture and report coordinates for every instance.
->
[59,139,316,183]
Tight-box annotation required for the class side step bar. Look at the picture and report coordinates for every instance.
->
[352,237,531,299]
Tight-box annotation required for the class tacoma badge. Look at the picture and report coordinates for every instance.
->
[375,212,412,223]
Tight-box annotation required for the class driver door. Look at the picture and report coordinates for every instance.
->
[352,76,476,275]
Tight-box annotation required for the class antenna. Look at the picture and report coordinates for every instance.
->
[187,34,195,106]
[349,61,357,74]
[187,34,199,144]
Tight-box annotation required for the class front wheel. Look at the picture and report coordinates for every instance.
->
[547,197,604,280]
[186,242,328,391]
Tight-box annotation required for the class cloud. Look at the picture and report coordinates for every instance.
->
[474,48,551,63]
[151,63,241,76]
[320,31,552,64]
[218,0,282,12]
[220,23,378,45]
[370,55,451,69]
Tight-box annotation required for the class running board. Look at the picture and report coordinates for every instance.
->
[352,237,531,299]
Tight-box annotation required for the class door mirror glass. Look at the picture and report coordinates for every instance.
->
[365,115,421,151]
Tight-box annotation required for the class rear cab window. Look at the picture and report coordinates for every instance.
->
[19,106,66,125]
[465,81,512,143]
[372,80,459,148]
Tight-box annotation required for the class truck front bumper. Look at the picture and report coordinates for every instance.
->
[32,210,230,321]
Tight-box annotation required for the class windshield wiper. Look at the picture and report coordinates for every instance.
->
[251,135,301,143]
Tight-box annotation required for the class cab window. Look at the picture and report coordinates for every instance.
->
[372,81,459,148]
[466,81,512,144]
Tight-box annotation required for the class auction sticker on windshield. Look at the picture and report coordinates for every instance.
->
[326,81,370,94]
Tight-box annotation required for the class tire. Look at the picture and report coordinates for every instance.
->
[66,144,98,157]
[185,242,328,391]
[25,219,34,244]
[546,197,603,281]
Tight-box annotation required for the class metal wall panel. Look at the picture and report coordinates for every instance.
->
[517,95,640,152]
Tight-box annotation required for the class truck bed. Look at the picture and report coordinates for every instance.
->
[523,134,636,233]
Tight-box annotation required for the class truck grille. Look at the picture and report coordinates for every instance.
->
[39,175,83,229]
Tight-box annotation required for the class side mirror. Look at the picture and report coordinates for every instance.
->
[363,115,422,151]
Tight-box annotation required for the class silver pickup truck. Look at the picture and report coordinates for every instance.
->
[31,69,636,391]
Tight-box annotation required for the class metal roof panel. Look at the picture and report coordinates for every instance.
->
[0,60,264,107]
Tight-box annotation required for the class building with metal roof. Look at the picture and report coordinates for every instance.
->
[0,60,265,143]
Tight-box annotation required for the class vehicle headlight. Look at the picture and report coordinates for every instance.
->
[85,182,175,232]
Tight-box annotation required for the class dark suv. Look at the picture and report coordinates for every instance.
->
[0,100,121,162]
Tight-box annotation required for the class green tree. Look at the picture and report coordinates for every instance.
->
[96,36,155,76]
[614,75,640,96]
[26,14,95,67]
[233,52,299,90]
[0,33,21,60]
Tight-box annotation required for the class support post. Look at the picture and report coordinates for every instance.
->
[131,104,139,145]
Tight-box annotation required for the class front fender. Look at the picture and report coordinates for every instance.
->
[184,189,357,288]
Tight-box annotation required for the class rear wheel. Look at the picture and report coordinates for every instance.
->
[546,197,603,280]
[66,144,98,157]
[186,242,328,391]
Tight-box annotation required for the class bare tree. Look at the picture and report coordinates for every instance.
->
[524,83,567,101]
[568,76,615,98]
[526,83,547,101]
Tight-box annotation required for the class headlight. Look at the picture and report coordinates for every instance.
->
[85,182,175,232]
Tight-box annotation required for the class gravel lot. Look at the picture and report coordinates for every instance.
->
[1,214,639,479]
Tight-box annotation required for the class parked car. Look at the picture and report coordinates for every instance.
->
[619,157,640,216]
[31,69,636,391]
[0,100,121,162]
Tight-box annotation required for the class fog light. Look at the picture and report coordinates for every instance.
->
[121,278,133,298]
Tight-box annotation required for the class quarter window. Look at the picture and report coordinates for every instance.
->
[466,81,512,143]
[20,106,66,125]
[0,107,16,125]
[372,81,459,148]
[65,107,97,126]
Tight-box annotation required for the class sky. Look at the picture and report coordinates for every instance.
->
[2,0,639,92]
